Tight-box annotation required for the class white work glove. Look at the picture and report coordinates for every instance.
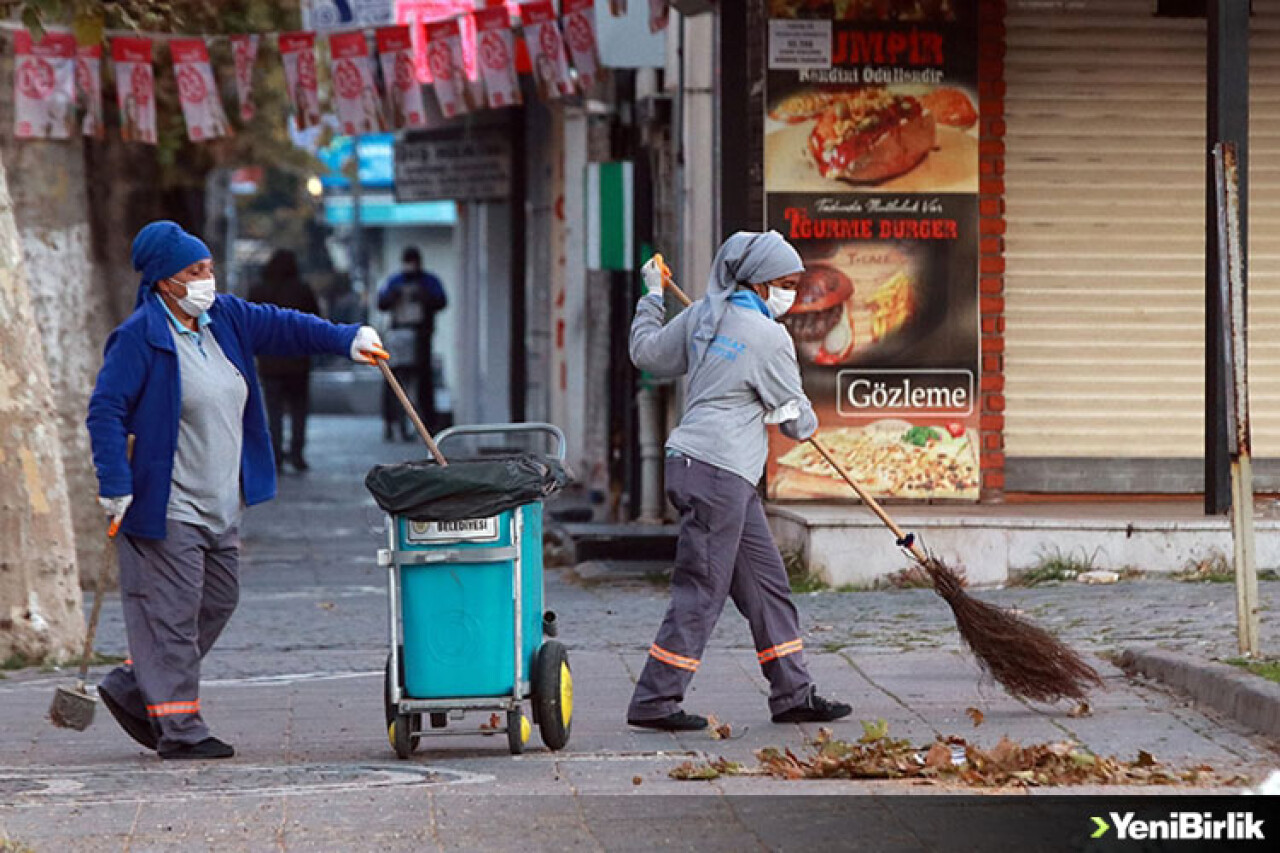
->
[350,326,389,365]
[640,257,665,298]
[98,494,132,524]
[764,400,802,425]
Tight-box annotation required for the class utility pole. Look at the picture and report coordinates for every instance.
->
[1205,0,1249,514]
[1214,143,1260,657]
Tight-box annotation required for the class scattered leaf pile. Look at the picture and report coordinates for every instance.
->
[669,722,1248,788]
[668,758,745,781]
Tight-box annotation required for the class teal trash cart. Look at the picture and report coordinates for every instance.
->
[378,423,572,757]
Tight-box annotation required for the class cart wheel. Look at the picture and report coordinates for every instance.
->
[534,641,572,751]
[384,651,420,757]
[507,709,530,755]
[391,713,416,760]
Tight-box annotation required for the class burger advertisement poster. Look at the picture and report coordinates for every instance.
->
[763,0,981,502]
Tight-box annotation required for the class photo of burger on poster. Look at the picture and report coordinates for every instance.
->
[765,83,978,193]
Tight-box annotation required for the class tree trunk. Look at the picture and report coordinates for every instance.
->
[0,132,118,595]
[0,149,84,664]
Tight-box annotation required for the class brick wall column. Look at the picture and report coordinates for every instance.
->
[978,0,1007,502]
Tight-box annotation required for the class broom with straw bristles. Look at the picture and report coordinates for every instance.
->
[652,255,1103,703]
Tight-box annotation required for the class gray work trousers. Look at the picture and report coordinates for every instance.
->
[628,455,811,720]
[99,520,240,751]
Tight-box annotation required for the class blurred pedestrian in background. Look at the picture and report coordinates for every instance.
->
[248,250,320,472]
[377,246,447,440]
[325,272,366,326]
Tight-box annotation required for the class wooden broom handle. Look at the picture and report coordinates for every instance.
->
[804,437,928,564]
[666,280,694,308]
[376,359,448,467]
[661,271,926,562]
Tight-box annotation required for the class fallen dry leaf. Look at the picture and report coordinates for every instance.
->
[706,714,733,741]
[1068,701,1092,718]
[965,707,985,727]
[632,775,643,786]
[317,601,336,611]
[1135,750,1157,768]
[924,742,952,769]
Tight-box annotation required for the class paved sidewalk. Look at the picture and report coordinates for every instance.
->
[1,417,1277,852]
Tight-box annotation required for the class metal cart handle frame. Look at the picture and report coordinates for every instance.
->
[434,422,567,462]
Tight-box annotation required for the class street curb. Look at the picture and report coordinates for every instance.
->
[1118,648,1280,738]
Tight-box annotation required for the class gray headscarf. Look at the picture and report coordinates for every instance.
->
[688,230,804,369]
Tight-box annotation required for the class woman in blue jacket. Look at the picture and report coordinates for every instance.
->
[87,221,387,760]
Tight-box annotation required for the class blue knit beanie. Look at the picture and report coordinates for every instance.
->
[131,220,212,308]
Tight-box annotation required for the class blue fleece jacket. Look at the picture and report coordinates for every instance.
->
[87,292,359,540]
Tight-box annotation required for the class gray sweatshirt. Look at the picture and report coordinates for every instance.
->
[630,293,817,485]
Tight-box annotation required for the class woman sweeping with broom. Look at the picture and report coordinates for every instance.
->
[638,236,1102,715]
[626,231,852,730]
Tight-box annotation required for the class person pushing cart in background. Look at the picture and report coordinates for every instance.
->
[625,231,853,732]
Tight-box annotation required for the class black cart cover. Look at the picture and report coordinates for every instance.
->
[364,454,570,522]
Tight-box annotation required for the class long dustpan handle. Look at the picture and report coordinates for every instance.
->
[375,358,448,467]
[77,525,119,686]
[660,264,926,564]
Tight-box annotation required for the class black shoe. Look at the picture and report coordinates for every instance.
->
[159,736,235,760]
[627,711,708,732]
[99,689,157,750]
[289,454,309,472]
[771,689,852,724]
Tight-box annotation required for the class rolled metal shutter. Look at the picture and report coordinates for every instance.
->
[1004,0,1280,492]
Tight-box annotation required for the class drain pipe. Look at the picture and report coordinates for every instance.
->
[636,380,664,523]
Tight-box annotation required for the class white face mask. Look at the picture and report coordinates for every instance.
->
[766,286,797,318]
[174,277,216,317]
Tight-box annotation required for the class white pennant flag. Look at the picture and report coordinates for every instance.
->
[230,34,259,122]
[111,37,157,144]
[329,31,387,135]
[474,5,520,108]
[279,31,322,130]
[562,0,601,93]
[171,39,231,141]
[14,30,75,140]
[426,18,471,118]
[649,0,669,33]
[76,43,104,140]
[377,25,427,129]
[521,1,574,101]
